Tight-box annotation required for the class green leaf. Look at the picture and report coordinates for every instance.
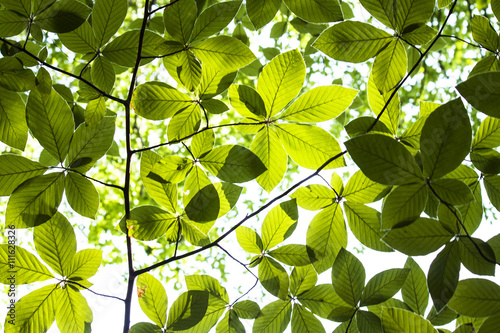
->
[233,300,260,319]
[473,116,500,149]
[458,180,483,235]
[343,170,390,204]
[360,268,409,306]
[6,172,65,228]
[58,21,97,54]
[276,123,345,170]
[0,86,28,150]
[469,54,500,77]
[428,241,461,312]
[150,155,193,184]
[402,257,429,315]
[259,256,290,299]
[164,50,202,92]
[290,265,317,296]
[381,183,428,229]
[381,307,438,333]
[332,248,365,307]
[345,134,423,185]
[298,284,354,321]
[27,88,74,162]
[200,144,266,183]
[186,274,229,304]
[306,203,347,273]
[279,85,358,122]
[438,0,453,8]
[356,310,382,333]
[251,127,288,192]
[54,285,92,333]
[493,0,500,20]
[0,10,28,37]
[167,104,201,141]
[457,71,500,118]
[65,172,100,219]
[85,96,106,126]
[0,155,47,196]
[167,290,209,331]
[290,185,335,211]
[261,199,298,250]
[430,178,473,205]
[0,57,36,91]
[33,212,76,276]
[448,279,500,317]
[229,84,267,118]
[236,226,263,254]
[402,24,437,46]
[367,74,401,134]
[313,21,392,63]
[183,167,220,224]
[91,56,115,94]
[102,30,165,67]
[372,39,407,93]
[257,49,305,117]
[129,323,163,333]
[191,1,242,42]
[382,217,454,256]
[35,0,91,33]
[197,66,237,100]
[284,0,342,23]
[0,0,31,17]
[0,244,53,284]
[192,129,214,158]
[471,15,499,51]
[65,116,115,173]
[66,249,102,280]
[246,0,281,29]
[132,82,193,120]
[420,99,471,179]
[269,244,312,266]
[291,304,325,333]
[180,218,208,246]
[140,150,178,213]
[458,237,496,276]
[191,36,256,71]
[137,273,168,327]
[93,0,128,47]
[344,202,393,252]
[471,148,500,174]
[484,175,500,211]
[164,0,197,43]
[252,299,292,333]
[122,205,177,241]
[216,310,245,333]
[4,284,57,333]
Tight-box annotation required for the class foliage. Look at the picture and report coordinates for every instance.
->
[1,0,500,332]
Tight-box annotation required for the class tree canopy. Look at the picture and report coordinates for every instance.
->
[1,0,500,332]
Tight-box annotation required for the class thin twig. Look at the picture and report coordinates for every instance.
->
[0,37,124,104]
[148,0,182,15]
[133,150,347,275]
[217,244,259,305]
[440,34,482,49]
[67,281,126,302]
[367,0,458,132]
[174,219,182,257]
[51,167,124,190]
[428,183,497,266]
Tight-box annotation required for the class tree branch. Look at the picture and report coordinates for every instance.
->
[67,280,126,302]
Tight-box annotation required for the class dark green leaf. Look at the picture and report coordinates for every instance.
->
[457,72,500,118]
[291,304,325,333]
[164,0,197,43]
[246,0,280,29]
[471,148,500,174]
[402,257,429,315]
[297,284,354,321]
[430,178,473,205]
[233,300,260,319]
[259,256,290,300]
[381,307,437,333]
[360,268,409,306]
[290,265,317,296]
[345,133,423,185]
[229,84,267,118]
[383,217,454,256]
[284,0,342,23]
[458,237,496,276]
[191,0,242,42]
[200,144,266,183]
[93,0,128,47]
[0,86,28,150]
[132,82,192,120]
[0,10,28,37]
[428,241,461,312]
[381,183,428,229]
[471,15,499,51]
[35,0,91,33]
[121,205,177,241]
[65,172,99,219]
[269,244,312,266]
[448,279,500,317]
